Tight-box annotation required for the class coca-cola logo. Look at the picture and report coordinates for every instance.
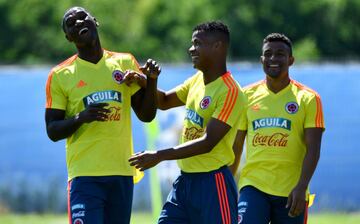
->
[104,106,121,121]
[183,126,204,140]
[252,132,289,147]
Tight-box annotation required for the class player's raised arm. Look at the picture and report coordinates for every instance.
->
[131,59,160,122]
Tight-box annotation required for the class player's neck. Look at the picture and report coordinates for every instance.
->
[202,64,227,85]
[266,75,290,93]
[77,40,103,64]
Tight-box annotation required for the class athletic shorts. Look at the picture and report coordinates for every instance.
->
[68,176,133,224]
[159,166,238,224]
[238,186,308,224]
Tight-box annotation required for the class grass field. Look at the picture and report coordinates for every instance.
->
[0,212,360,223]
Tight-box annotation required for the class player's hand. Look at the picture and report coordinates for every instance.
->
[128,151,161,171]
[286,184,307,217]
[76,103,110,124]
[139,59,161,79]
[123,70,147,88]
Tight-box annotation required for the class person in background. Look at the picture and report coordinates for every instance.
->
[231,33,325,224]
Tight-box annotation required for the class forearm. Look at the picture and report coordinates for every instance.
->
[157,135,213,161]
[138,78,158,121]
[296,146,320,188]
[47,115,82,141]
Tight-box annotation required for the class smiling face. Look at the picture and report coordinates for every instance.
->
[261,41,294,79]
[63,7,99,46]
[188,30,216,71]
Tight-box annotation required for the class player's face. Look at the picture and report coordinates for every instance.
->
[188,31,214,70]
[261,41,294,79]
[63,7,98,46]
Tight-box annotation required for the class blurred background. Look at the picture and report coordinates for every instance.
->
[0,0,359,223]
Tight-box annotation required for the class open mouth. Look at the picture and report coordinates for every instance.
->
[78,27,89,36]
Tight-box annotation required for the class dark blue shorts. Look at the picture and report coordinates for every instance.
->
[158,166,238,224]
[238,186,308,224]
[68,176,133,224]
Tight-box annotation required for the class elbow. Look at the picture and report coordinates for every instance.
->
[138,111,157,122]
[46,127,61,142]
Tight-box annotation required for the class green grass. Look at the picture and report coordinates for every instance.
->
[0,212,359,223]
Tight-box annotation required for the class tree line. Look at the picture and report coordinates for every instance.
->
[0,0,359,64]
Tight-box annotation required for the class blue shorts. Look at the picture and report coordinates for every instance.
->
[159,166,238,224]
[68,176,133,224]
[238,186,308,224]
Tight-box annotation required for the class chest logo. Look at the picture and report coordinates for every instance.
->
[252,117,291,130]
[83,90,122,107]
[200,96,211,109]
[112,70,125,84]
[185,109,204,127]
[285,102,299,114]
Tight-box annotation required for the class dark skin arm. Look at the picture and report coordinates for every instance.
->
[286,128,323,217]
[123,70,184,111]
[128,118,231,171]
[45,103,110,142]
[130,59,161,122]
[229,130,247,176]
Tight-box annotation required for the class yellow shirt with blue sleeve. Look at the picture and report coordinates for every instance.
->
[45,50,141,181]
[175,71,246,173]
[238,79,325,197]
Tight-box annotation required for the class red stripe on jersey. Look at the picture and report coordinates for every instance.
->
[218,74,238,123]
[291,80,324,127]
[46,55,77,108]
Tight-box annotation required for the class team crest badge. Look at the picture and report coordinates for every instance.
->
[285,102,299,114]
[200,96,211,109]
[73,218,84,224]
[112,70,125,84]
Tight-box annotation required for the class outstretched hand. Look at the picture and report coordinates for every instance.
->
[123,71,147,88]
[77,103,110,124]
[128,151,161,171]
[140,59,161,79]
[286,185,307,217]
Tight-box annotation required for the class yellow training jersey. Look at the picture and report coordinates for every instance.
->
[45,50,141,180]
[175,71,246,172]
[238,79,325,197]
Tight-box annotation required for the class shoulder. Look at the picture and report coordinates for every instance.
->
[105,50,137,62]
[290,79,321,99]
[243,80,266,95]
[51,54,78,74]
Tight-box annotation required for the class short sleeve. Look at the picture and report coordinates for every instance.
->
[45,70,67,110]
[175,75,195,104]
[213,80,246,127]
[304,94,325,129]
[238,95,248,131]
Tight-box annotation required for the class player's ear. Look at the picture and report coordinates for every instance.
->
[94,17,99,27]
[260,56,265,64]
[65,34,73,42]
[289,56,295,66]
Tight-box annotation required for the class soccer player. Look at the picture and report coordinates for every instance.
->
[129,21,245,224]
[45,6,160,224]
[231,33,325,224]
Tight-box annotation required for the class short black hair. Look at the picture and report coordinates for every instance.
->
[62,6,87,32]
[193,21,230,44]
[263,33,293,55]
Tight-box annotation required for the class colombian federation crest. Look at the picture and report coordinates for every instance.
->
[285,102,299,114]
[200,96,211,109]
[112,70,125,84]
[73,218,84,224]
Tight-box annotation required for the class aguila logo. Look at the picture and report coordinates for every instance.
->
[73,218,84,224]
[112,70,125,84]
[200,96,211,109]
